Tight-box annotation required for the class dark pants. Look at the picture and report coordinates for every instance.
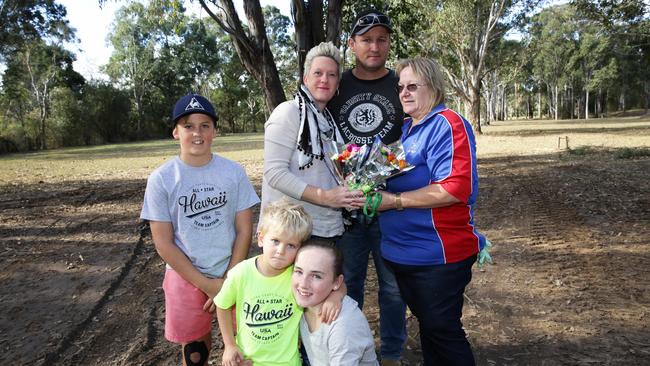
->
[336,219,407,360]
[385,255,477,366]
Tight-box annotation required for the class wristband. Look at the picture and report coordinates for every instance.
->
[395,192,403,211]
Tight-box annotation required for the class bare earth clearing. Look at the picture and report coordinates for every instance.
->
[1,116,649,365]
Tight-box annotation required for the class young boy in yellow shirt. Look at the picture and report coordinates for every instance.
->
[215,200,343,366]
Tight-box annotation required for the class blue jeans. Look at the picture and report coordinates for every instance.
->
[385,255,477,366]
[336,219,407,360]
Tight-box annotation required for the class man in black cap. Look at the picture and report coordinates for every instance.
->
[328,9,406,366]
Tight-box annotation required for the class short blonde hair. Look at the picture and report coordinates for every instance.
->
[258,199,313,244]
[303,41,342,79]
[396,58,446,107]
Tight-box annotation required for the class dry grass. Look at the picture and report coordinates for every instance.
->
[0,133,264,185]
[477,114,650,157]
[1,117,648,185]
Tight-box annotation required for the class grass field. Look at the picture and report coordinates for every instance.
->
[0,133,265,184]
[1,115,648,185]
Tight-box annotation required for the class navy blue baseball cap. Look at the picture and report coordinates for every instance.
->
[172,93,218,124]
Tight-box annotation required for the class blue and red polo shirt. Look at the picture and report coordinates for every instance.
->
[379,103,486,265]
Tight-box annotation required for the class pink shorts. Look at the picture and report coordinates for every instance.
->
[162,269,212,343]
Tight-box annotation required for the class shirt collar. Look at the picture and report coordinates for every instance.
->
[402,103,447,135]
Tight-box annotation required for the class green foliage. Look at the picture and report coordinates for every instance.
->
[80,81,132,144]
[1,40,85,149]
[614,147,650,159]
[264,5,298,96]
[566,146,595,156]
[340,0,424,64]
[0,0,73,61]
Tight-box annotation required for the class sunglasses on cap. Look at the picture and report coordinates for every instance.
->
[352,13,392,35]
[355,14,391,28]
[397,83,427,93]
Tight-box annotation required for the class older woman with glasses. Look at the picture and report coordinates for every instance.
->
[377,58,488,366]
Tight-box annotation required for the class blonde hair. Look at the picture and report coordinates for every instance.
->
[396,58,446,107]
[303,41,342,79]
[258,199,313,244]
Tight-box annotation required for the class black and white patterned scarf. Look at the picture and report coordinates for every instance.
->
[295,84,344,170]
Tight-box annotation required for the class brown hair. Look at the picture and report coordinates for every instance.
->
[298,238,344,278]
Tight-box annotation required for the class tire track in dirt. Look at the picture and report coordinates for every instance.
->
[465,153,650,365]
[0,180,147,365]
[40,224,149,365]
[43,227,179,366]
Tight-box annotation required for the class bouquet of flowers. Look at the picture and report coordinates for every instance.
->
[325,136,413,217]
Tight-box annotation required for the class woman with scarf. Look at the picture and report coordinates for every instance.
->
[262,42,365,240]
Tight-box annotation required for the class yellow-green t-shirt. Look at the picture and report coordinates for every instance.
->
[215,256,302,366]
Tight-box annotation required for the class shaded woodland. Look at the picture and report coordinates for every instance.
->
[1,0,648,153]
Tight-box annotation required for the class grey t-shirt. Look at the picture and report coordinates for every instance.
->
[300,296,379,366]
[140,154,259,278]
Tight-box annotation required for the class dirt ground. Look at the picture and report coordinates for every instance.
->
[1,124,649,365]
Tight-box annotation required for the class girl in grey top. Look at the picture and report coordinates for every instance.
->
[293,240,378,366]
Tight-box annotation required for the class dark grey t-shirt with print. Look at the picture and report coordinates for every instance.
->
[328,69,404,145]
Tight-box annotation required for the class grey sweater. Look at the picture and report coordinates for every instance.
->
[261,100,344,237]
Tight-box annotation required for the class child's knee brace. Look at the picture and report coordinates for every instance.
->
[183,340,208,366]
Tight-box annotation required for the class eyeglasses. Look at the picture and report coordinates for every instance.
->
[397,83,427,93]
[352,14,392,34]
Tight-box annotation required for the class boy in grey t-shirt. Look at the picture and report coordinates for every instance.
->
[140,93,259,366]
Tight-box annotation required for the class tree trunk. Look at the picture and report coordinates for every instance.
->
[292,0,343,80]
[468,83,482,134]
[537,89,541,119]
[570,83,576,119]
[200,0,287,115]
[643,80,650,114]
[502,87,507,120]
[554,84,559,120]
[620,88,626,113]
[514,82,518,119]
[585,88,589,120]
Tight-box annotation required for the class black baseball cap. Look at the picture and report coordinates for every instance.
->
[351,10,393,36]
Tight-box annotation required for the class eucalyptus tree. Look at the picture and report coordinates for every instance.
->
[529,4,577,120]
[264,5,298,96]
[481,39,527,122]
[0,0,72,61]
[196,0,286,114]
[416,0,540,132]
[1,41,83,149]
[569,17,613,119]
[573,0,650,113]
[291,0,343,78]
[105,2,157,137]
[193,0,347,114]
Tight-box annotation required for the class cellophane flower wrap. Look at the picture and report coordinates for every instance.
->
[325,136,413,217]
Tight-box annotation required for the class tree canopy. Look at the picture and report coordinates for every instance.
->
[1,0,648,152]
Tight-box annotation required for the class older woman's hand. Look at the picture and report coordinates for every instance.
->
[377,191,396,212]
